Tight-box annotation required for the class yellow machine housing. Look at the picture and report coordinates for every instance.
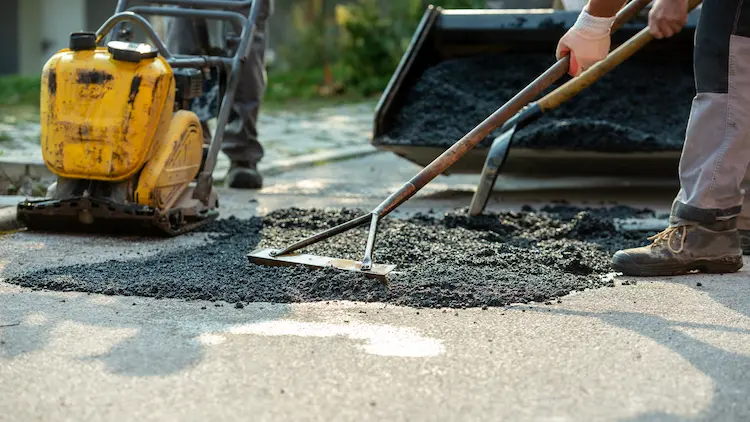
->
[39,42,204,211]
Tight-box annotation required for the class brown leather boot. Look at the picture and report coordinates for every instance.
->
[741,229,750,256]
[611,220,743,277]
[226,161,263,190]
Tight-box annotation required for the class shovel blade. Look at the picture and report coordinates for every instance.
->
[469,124,515,216]
[247,248,397,281]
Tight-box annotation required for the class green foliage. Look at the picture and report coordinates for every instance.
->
[279,0,333,70]
[265,0,489,100]
[0,75,41,106]
[335,0,403,96]
[265,64,348,102]
[435,0,487,7]
[1,1,489,107]
[334,0,486,96]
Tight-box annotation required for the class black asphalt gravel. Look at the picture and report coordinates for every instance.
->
[376,52,695,152]
[7,206,657,309]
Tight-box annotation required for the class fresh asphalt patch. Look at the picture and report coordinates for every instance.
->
[5,205,659,309]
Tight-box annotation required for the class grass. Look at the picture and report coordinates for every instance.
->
[0,76,42,154]
[263,95,378,114]
[262,65,382,111]
[0,76,41,107]
[0,105,39,125]
[266,66,341,102]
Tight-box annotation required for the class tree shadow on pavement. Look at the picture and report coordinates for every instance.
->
[0,223,294,378]
[0,288,292,377]
[538,274,750,422]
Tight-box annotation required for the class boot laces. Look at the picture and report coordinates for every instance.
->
[647,226,688,254]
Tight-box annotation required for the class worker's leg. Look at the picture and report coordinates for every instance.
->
[164,9,218,152]
[165,0,273,189]
[612,0,750,276]
[164,15,200,55]
[223,0,273,190]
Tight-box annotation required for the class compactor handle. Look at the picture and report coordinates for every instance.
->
[115,0,253,13]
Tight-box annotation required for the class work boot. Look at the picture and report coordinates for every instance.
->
[741,229,750,255]
[226,161,263,190]
[611,220,743,277]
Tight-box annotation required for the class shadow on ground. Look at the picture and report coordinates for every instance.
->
[537,273,750,422]
[0,217,293,378]
[0,288,292,377]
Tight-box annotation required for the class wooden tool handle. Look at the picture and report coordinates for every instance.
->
[538,0,702,112]
[369,0,665,219]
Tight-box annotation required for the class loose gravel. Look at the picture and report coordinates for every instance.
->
[375,52,695,152]
[6,205,658,309]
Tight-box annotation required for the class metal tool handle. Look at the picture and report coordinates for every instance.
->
[270,0,655,260]
[370,0,657,219]
[539,0,702,112]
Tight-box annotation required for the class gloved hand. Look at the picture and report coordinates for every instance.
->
[555,8,616,77]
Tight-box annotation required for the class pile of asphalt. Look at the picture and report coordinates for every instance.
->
[376,52,695,152]
[7,206,657,309]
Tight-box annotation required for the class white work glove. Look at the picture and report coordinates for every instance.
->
[555,8,616,77]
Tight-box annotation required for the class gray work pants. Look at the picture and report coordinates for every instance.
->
[165,0,273,167]
[672,0,750,228]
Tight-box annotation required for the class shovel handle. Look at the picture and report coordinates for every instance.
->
[268,0,661,259]
[539,0,703,112]
[369,0,657,218]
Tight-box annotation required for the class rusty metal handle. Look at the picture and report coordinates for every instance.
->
[268,0,658,259]
[371,0,655,218]
[539,0,702,112]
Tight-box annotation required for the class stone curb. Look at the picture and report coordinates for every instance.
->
[0,158,54,182]
[251,144,380,179]
[0,207,22,232]
[0,196,41,208]
[0,144,380,208]
[0,144,379,184]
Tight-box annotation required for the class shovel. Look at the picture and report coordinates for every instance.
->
[248,0,695,280]
[469,0,702,216]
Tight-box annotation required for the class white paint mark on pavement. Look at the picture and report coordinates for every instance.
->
[25,312,48,326]
[198,320,444,358]
[197,333,227,346]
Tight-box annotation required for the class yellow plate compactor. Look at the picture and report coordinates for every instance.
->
[17,0,261,236]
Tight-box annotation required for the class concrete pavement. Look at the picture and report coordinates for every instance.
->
[2,152,749,421]
[3,273,750,421]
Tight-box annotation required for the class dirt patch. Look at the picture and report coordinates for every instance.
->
[376,52,695,152]
[6,206,657,309]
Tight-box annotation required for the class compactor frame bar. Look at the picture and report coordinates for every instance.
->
[99,0,261,205]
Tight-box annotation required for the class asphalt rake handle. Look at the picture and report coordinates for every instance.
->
[255,0,694,273]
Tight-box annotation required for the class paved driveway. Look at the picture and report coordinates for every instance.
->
[2,153,748,421]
